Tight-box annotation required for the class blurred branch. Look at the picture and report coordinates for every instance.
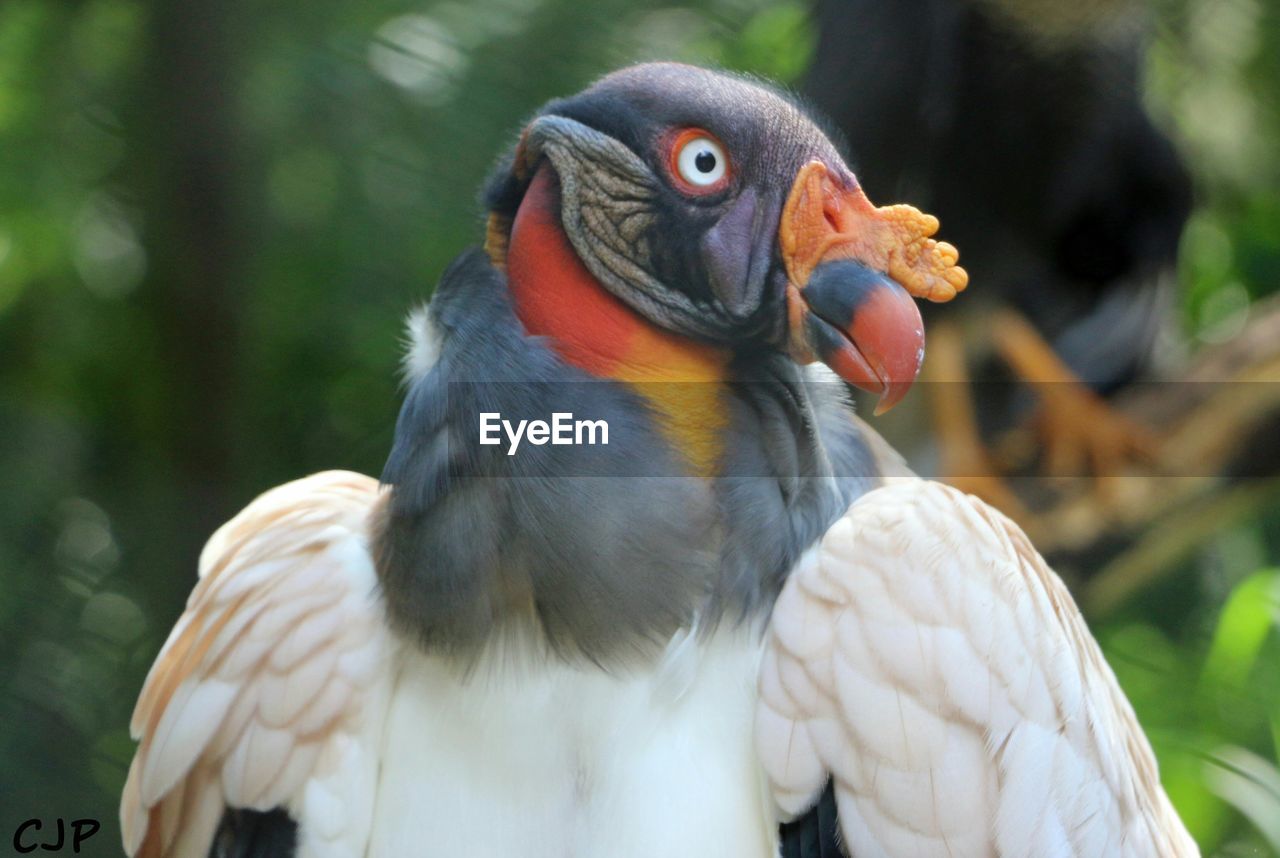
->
[1020,295,1280,613]
[1084,477,1280,616]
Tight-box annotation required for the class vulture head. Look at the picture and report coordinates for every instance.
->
[482,62,967,412]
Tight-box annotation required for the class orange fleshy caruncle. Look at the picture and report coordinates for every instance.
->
[779,160,967,413]
[780,161,968,303]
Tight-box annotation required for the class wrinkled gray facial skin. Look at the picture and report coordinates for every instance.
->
[372,65,884,665]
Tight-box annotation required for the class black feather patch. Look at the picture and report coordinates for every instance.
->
[779,780,846,858]
[209,808,297,858]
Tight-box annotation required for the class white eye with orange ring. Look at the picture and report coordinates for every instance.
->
[669,129,730,192]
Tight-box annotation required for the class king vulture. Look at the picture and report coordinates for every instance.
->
[120,63,1197,858]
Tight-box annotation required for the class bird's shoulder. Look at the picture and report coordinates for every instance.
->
[121,470,397,858]
[759,479,1197,857]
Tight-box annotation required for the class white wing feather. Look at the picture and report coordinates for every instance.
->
[120,471,396,858]
[757,479,1198,858]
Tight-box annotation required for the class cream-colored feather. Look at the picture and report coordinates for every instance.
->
[757,479,1198,858]
[121,471,395,858]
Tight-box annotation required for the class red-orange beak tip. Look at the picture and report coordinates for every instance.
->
[778,160,963,414]
[873,375,917,416]
[790,260,925,414]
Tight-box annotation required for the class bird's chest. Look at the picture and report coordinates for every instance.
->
[366,628,777,858]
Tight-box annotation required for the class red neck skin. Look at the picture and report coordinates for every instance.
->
[504,166,727,384]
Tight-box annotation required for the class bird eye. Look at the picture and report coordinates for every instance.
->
[668,129,730,193]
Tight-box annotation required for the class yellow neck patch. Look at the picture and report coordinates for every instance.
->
[610,328,729,477]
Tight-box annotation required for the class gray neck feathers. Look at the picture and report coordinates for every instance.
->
[373,248,880,665]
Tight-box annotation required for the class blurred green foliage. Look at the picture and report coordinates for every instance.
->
[0,0,1277,854]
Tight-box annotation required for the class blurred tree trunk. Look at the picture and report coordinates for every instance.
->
[129,0,244,603]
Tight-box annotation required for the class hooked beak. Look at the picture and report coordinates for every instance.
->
[779,161,968,414]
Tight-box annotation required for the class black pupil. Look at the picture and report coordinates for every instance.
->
[694,149,717,173]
